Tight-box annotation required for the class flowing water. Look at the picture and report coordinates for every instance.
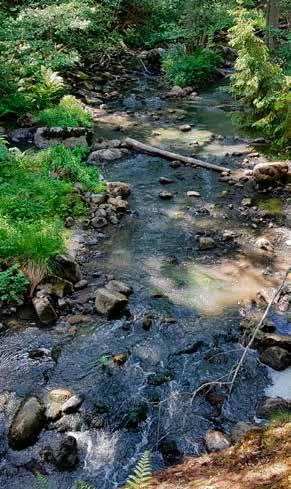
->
[0,78,290,488]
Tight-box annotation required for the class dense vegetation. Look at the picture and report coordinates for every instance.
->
[0,0,289,300]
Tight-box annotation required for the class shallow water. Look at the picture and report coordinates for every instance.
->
[0,79,290,488]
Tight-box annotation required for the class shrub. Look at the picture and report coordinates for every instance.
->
[162,48,223,87]
[36,95,92,128]
[228,1,290,152]
[0,264,30,303]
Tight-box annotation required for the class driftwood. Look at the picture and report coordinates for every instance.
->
[125,137,231,173]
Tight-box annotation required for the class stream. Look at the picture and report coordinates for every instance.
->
[0,75,290,488]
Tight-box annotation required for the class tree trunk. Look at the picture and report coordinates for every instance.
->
[265,0,280,50]
[125,138,231,173]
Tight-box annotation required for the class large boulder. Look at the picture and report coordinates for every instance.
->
[53,254,81,284]
[205,430,230,452]
[34,127,90,149]
[95,288,128,317]
[253,161,289,182]
[256,333,291,352]
[259,346,291,371]
[32,296,57,325]
[8,396,45,450]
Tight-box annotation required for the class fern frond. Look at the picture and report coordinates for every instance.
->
[34,474,49,489]
[40,66,64,94]
[125,451,152,489]
[76,482,96,489]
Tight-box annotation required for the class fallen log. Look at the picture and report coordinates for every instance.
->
[125,137,231,173]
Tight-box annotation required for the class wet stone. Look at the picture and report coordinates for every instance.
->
[198,236,216,250]
[9,396,45,450]
[259,346,291,371]
[159,191,173,200]
[205,429,230,452]
[53,436,79,471]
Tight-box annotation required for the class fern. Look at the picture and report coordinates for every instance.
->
[40,66,64,95]
[76,482,96,489]
[125,451,152,489]
[34,474,49,489]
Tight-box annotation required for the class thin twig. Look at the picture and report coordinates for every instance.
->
[228,267,290,393]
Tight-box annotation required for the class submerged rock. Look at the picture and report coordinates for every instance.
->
[9,396,45,450]
[205,429,230,452]
[95,288,128,317]
[53,436,78,471]
[105,280,133,296]
[259,346,291,371]
[32,296,57,325]
[198,236,216,250]
[159,191,173,200]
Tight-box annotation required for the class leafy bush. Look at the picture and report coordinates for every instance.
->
[0,264,30,303]
[162,48,222,87]
[36,96,92,128]
[229,1,290,152]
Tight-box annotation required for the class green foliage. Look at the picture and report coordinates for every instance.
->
[125,451,152,489]
[34,474,49,489]
[0,140,101,265]
[162,48,222,87]
[269,409,291,425]
[0,1,119,117]
[0,264,30,303]
[36,96,92,128]
[76,482,96,489]
[228,1,290,152]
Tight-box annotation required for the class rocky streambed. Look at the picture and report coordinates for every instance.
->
[0,72,290,488]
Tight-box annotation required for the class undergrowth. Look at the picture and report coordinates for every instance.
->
[0,140,103,273]
[36,96,92,128]
[162,48,223,87]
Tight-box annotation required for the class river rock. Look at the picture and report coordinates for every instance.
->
[53,436,78,471]
[198,236,216,250]
[53,254,82,284]
[159,191,173,200]
[230,421,256,443]
[95,288,128,317]
[9,396,45,450]
[256,333,291,352]
[54,413,84,433]
[87,148,123,163]
[165,86,184,98]
[187,191,200,197]
[74,279,88,290]
[9,127,34,144]
[32,296,57,325]
[159,177,174,185]
[108,197,128,211]
[46,388,73,420]
[34,127,90,149]
[253,161,289,182]
[37,275,73,298]
[255,237,274,253]
[61,395,83,414]
[105,280,133,296]
[205,430,230,452]
[91,216,108,228]
[259,346,291,371]
[108,181,131,198]
[179,124,192,132]
[256,397,291,418]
